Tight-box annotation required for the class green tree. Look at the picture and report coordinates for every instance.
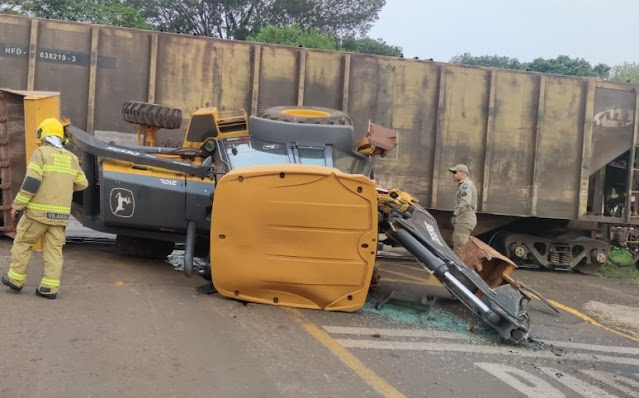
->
[593,63,612,79]
[247,24,337,50]
[339,36,402,57]
[263,0,385,37]
[527,55,600,77]
[131,0,384,39]
[451,53,612,79]
[247,25,403,56]
[610,62,639,83]
[450,53,526,70]
[14,0,149,29]
[0,0,23,15]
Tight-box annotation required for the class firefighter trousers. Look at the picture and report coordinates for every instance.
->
[7,215,66,294]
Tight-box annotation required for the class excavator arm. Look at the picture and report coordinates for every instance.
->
[377,187,531,343]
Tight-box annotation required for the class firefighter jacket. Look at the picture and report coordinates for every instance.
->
[12,144,88,226]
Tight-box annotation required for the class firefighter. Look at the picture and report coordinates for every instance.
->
[449,164,477,255]
[1,118,88,299]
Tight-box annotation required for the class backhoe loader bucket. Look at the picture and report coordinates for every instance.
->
[210,164,379,312]
[458,237,516,289]
[0,89,60,237]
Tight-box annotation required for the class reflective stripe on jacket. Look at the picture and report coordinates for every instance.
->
[12,143,88,226]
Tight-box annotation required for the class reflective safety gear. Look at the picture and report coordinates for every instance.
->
[8,268,26,283]
[5,216,66,294]
[12,144,88,226]
[4,139,88,296]
[36,117,65,141]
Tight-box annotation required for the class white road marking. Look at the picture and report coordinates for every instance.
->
[539,367,621,398]
[580,370,639,397]
[474,362,566,398]
[540,340,639,356]
[335,339,639,366]
[323,326,639,357]
[323,326,474,340]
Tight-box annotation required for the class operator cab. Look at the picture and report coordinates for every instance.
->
[208,114,376,177]
[212,135,373,177]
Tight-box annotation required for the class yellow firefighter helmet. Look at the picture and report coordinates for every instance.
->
[36,118,65,141]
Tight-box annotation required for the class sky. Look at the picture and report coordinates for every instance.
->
[369,0,639,66]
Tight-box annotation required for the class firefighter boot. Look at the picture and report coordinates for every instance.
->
[35,286,57,299]
[1,274,22,292]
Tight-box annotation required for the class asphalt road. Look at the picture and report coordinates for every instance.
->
[1,237,638,398]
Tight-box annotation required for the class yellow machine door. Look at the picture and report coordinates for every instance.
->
[210,164,378,312]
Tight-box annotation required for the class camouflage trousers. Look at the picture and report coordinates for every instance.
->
[7,215,66,294]
[452,222,475,255]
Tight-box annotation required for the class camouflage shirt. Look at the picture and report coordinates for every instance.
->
[454,177,477,224]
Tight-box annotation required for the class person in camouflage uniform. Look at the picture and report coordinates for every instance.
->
[1,118,88,299]
[449,164,477,255]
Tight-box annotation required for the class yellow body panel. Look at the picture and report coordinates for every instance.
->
[281,108,331,118]
[0,89,60,247]
[211,164,378,312]
[101,157,214,185]
[102,158,186,178]
[1,89,61,166]
[182,108,248,149]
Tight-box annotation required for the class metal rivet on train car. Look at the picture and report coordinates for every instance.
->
[347,295,353,301]
[279,172,285,179]
[273,297,279,303]
[219,234,226,239]
[357,187,363,193]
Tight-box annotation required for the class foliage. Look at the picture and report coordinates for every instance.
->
[263,0,385,37]
[247,24,337,50]
[126,0,384,39]
[610,62,639,83]
[599,247,639,283]
[8,0,149,29]
[449,53,526,70]
[248,24,403,56]
[0,0,22,15]
[450,53,612,79]
[339,36,402,57]
[527,55,609,78]
[2,0,384,39]
[248,25,402,56]
[593,63,612,79]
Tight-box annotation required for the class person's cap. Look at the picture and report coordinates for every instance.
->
[448,164,469,174]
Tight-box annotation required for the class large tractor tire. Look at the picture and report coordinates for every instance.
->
[258,106,352,126]
[122,101,182,129]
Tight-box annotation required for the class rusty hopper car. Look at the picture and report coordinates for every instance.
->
[2,14,638,272]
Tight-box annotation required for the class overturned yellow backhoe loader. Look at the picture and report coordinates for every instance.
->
[1,89,530,343]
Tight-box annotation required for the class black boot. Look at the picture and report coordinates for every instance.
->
[1,274,22,292]
[196,281,217,295]
[35,286,57,299]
